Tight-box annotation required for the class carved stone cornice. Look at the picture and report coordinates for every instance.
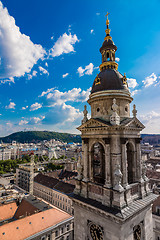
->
[72,198,122,224]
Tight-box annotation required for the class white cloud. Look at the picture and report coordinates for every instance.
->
[40,87,91,107]
[62,73,69,78]
[96,13,100,16]
[6,122,13,127]
[0,2,46,80]
[139,110,160,133]
[49,33,79,57]
[45,62,48,67]
[140,111,160,122]
[43,103,83,127]
[0,77,15,84]
[19,116,45,125]
[40,87,55,97]
[39,66,49,75]
[40,87,91,129]
[142,73,157,87]
[19,119,28,125]
[27,70,38,80]
[127,78,138,89]
[29,116,45,124]
[5,102,16,109]
[30,102,42,111]
[115,57,120,62]
[131,89,140,96]
[77,63,97,77]
[22,106,28,110]
[90,29,94,34]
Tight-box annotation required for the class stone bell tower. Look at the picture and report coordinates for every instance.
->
[72,13,157,240]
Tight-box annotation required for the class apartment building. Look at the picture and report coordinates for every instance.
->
[34,174,74,215]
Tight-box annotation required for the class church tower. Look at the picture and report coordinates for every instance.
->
[72,13,157,240]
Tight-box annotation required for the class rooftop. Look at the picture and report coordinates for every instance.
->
[0,202,17,223]
[0,207,72,240]
[34,173,75,194]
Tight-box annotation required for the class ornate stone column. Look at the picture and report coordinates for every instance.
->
[135,138,143,182]
[88,149,93,181]
[82,138,89,182]
[110,135,121,188]
[120,138,128,188]
[103,138,111,188]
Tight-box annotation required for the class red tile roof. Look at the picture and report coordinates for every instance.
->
[0,207,72,240]
[14,199,38,219]
[0,202,17,222]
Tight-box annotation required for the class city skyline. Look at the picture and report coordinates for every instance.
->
[0,0,160,136]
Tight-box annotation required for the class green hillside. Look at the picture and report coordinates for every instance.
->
[0,131,160,145]
[0,131,81,143]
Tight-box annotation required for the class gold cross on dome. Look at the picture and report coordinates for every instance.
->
[105,12,110,19]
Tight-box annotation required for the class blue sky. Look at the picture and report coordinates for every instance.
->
[0,0,160,136]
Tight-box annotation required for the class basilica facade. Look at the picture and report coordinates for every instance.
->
[72,14,157,240]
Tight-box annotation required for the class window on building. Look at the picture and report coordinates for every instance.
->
[47,235,51,240]
[66,224,70,231]
[66,235,70,240]
[61,227,64,234]
[92,142,105,184]
[126,142,135,184]
[60,237,64,240]
[41,236,46,240]
[55,230,58,237]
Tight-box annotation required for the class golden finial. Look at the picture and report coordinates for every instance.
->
[95,74,101,85]
[105,12,110,26]
[123,73,127,85]
[105,12,111,38]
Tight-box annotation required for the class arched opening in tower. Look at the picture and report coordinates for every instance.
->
[92,142,105,184]
[126,142,134,184]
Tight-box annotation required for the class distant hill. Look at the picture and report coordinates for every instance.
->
[0,131,82,143]
[141,134,160,145]
[0,131,160,145]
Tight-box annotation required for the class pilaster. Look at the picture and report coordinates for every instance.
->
[82,138,89,182]
[110,135,121,187]
[120,138,128,188]
[103,138,111,188]
[135,138,143,183]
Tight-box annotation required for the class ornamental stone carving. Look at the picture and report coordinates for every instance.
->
[82,105,88,124]
[110,98,120,125]
[77,153,83,180]
[114,164,124,192]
